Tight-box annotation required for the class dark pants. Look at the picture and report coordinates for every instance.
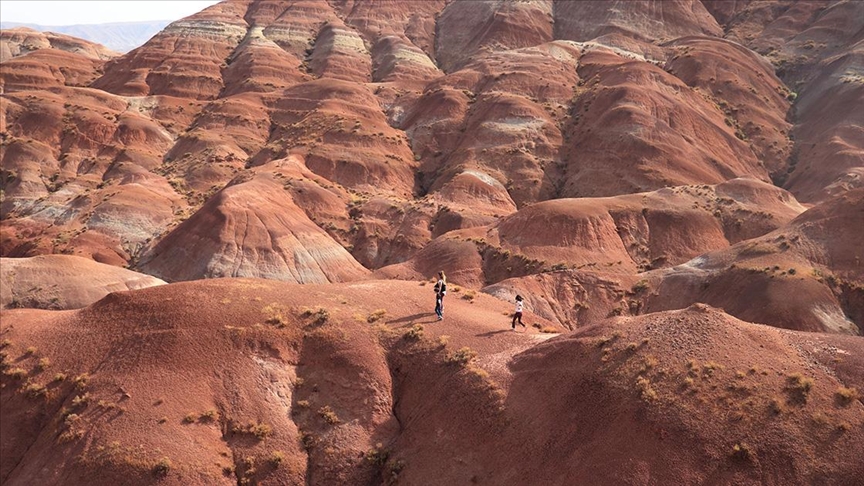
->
[512,312,524,328]
[435,294,444,319]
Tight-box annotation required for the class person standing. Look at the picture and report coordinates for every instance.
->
[512,295,526,330]
[434,271,447,320]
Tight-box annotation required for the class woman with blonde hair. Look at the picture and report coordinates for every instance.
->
[433,271,447,320]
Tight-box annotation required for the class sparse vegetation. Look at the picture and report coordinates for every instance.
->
[786,373,814,403]
[270,450,285,467]
[769,396,785,414]
[635,376,658,401]
[73,373,89,389]
[153,457,172,477]
[35,358,51,372]
[227,420,271,442]
[265,315,287,328]
[309,308,330,325]
[300,431,316,451]
[446,347,478,366]
[24,382,47,398]
[4,367,27,380]
[24,346,37,356]
[597,333,622,348]
[251,423,272,439]
[367,309,387,323]
[199,409,218,422]
[318,405,340,425]
[387,459,406,481]
[540,326,558,333]
[404,324,424,341]
[731,442,754,462]
[365,443,390,466]
[835,387,859,406]
[631,279,649,293]
[461,290,477,302]
[183,413,198,424]
[71,393,89,407]
[702,362,723,377]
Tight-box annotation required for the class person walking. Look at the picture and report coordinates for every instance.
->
[512,295,526,330]
[434,271,447,320]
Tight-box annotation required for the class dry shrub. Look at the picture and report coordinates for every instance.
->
[703,362,723,376]
[301,431,317,451]
[4,367,26,380]
[302,308,330,326]
[446,347,477,366]
[631,279,649,293]
[35,358,51,371]
[786,373,814,403]
[636,376,657,401]
[365,443,390,466]
[251,423,272,439]
[270,450,285,467]
[72,393,90,407]
[318,405,340,425]
[769,396,785,414]
[404,324,424,341]
[24,382,47,398]
[231,421,272,440]
[199,409,218,422]
[835,387,858,406]
[153,457,172,477]
[73,373,89,389]
[367,309,387,323]
[731,443,754,462]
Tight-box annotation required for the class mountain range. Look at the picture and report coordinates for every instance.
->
[0,20,170,52]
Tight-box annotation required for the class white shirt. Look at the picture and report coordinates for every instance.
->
[515,301,523,313]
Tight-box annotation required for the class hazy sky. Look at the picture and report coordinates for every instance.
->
[1,0,221,25]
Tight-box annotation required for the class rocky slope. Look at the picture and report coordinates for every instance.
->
[1,280,861,485]
[2,1,859,280]
[0,254,165,310]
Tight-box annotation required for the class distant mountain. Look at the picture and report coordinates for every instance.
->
[0,20,170,52]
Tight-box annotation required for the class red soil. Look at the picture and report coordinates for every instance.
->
[1,282,860,485]
[0,255,165,310]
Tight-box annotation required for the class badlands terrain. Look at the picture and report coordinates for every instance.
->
[1,0,862,484]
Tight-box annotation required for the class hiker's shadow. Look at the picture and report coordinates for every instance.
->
[476,330,511,338]
[388,313,436,324]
